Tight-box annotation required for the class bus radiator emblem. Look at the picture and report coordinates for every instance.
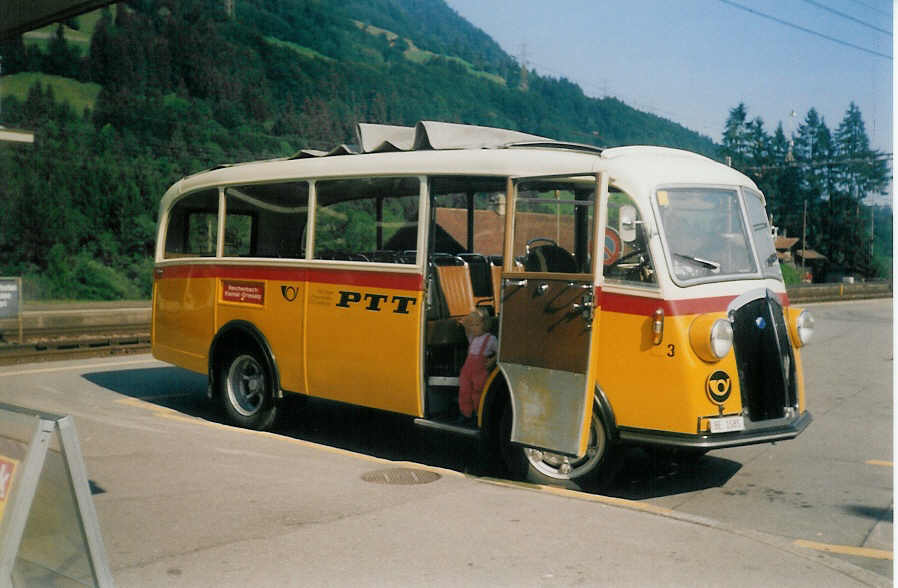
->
[755,316,767,330]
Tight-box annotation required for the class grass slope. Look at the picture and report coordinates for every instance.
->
[1,73,101,116]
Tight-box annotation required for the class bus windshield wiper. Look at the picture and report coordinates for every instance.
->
[673,253,720,271]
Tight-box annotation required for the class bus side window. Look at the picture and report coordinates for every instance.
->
[313,177,420,263]
[164,189,219,258]
[224,182,309,259]
[604,191,656,285]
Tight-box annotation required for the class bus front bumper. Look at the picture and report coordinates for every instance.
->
[616,410,812,450]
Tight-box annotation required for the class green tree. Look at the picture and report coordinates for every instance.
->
[721,103,751,168]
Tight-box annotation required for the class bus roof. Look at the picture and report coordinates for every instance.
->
[161,121,756,211]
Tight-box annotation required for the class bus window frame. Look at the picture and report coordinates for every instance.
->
[220,181,311,260]
[309,175,428,269]
[602,188,660,290]
[651,182,774,288]
[160,188,222,260]
[504,173,603,277]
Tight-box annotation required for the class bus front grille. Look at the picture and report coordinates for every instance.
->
[731,294,797,422]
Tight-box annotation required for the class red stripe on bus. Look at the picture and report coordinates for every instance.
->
[599,290,789,317]
[157,264,424,290]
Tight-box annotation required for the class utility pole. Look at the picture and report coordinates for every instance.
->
[870,205,874,266]
[518,43,529,92]
[801,199,807,280]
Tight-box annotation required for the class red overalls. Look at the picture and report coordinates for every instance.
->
[458,334,494,418]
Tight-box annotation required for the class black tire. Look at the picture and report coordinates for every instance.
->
[219,348,278,431]
[499,401,620,490]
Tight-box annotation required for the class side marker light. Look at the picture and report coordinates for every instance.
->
[652,308,664,345]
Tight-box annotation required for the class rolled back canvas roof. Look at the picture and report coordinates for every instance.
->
[292,120,551,159]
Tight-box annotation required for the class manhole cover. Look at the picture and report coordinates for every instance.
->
[361,468,441,485]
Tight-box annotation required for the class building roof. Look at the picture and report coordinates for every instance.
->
[435,208,575,256]
[796,249,827,260]
[774,236,799,251]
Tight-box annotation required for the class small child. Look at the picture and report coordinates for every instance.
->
[456,308,498,425]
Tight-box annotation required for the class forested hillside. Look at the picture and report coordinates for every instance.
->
[3,0,717,299]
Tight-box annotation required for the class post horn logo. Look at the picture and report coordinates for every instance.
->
[281,285,299,302]
[706,370,732,404]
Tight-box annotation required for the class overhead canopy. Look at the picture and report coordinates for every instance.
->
[1,0,114,39]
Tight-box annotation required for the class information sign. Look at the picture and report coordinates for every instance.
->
[0,277,20,319]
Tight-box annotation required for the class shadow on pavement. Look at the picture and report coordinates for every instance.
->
[83,366,741,498]
[606,448,742,499]
[842,504,893,522]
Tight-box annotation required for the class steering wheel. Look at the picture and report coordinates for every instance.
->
[526,237,557,253]
[605,248,654,283]
[606,248,645,269]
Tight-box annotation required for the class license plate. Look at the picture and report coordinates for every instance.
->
[709,415,745,434]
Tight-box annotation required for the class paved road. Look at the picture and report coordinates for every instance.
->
[0,298,891,586]
[615,299,894,577]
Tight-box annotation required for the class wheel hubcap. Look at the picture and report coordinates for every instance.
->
[524,415,605,480]
[227,355,266,417]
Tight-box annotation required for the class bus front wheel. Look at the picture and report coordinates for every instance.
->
[499,403,620,490]
[219,349,278,431]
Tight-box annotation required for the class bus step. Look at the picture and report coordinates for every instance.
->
[414,418,481,439]
[427,376,459,387]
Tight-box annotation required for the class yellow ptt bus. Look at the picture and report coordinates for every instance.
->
[152,121,812,487]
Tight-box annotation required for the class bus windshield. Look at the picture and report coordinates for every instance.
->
[655,187,766,283]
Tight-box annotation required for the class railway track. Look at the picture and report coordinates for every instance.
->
[0,324,151,365]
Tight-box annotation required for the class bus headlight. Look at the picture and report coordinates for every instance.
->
[690,315,733,362]
[788,308,814,347]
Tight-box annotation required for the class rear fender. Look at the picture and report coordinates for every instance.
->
[208,320,282,400]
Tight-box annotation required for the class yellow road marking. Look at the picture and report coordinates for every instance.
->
[794,539,893,560]
[0,358,158,378]
[865,460,893,467]
[480,476,681,517]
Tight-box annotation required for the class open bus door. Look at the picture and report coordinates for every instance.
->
[497,173,607,458]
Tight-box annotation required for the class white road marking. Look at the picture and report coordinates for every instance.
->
[0,358,159,378]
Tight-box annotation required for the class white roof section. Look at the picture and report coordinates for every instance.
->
[161,121,755,211]
[599,145,758,198]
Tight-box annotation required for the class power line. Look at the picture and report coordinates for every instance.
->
[741,153,893,172]
[798,0,891,36]
[716,0,892,60]
[843,0,892,18]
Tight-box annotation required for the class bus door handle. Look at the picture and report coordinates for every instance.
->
[570,291,595,327]
[506,278,527,288]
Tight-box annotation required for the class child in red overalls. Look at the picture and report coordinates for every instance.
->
[457,309,498,425]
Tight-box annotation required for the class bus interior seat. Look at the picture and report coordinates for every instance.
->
[431,254,476,318]
[458,253,494,308]
[369,250,400,263]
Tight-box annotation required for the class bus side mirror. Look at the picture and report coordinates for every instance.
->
[620,205,638,243]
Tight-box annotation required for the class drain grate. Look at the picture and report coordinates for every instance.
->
[361,468,441,485]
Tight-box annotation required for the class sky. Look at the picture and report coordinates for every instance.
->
[443,0,893,159]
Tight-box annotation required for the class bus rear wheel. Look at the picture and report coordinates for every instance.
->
[500,403,619,490]
[219,350,278,431]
